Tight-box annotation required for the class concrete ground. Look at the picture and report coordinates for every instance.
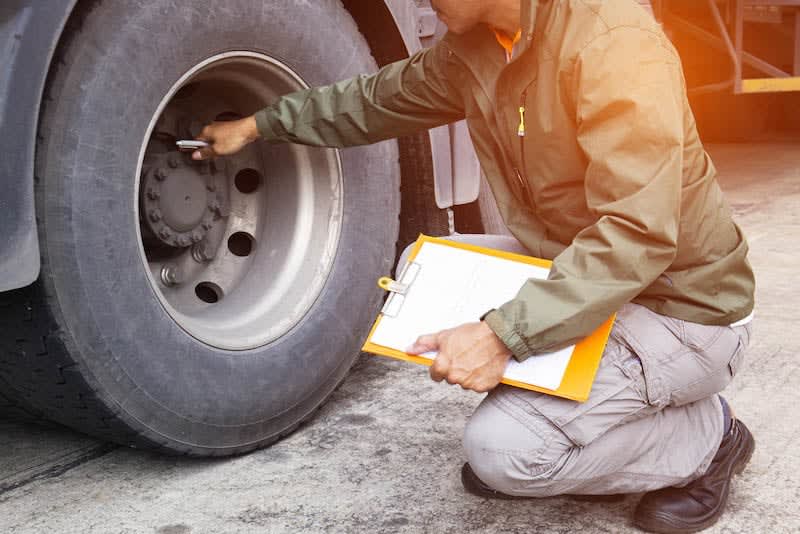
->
[1,142,799,534]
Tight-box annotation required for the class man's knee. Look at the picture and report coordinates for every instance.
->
[463,394,573,497]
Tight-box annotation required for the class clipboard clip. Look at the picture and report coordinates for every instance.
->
[378,261,421,317]
[378,277,410,295]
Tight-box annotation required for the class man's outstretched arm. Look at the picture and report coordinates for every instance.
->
[193,40,466,160]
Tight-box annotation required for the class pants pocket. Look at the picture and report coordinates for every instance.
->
[664,324,747,407]
[508,341,650,448]
[609,304,682,407]
[610,304,751,408]
[727,322,751,377]
[728,339,745,376]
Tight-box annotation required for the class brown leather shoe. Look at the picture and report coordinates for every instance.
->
[633,418,755,533]
[461,462,625,502]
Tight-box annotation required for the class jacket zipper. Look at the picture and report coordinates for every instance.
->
[514,90,534,207]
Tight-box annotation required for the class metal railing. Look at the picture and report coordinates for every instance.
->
[653,0,800,93]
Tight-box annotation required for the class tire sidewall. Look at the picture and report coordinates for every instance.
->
[37,0,399,452]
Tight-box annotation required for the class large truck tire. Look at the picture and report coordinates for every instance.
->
[0,1,403,456]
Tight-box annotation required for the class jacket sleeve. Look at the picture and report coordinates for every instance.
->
[484,27,685,361]
[254,40,466,147]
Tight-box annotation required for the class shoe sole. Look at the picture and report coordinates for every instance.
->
[633,423,755,534]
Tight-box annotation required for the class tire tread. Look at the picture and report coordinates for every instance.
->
[0,285,165,451]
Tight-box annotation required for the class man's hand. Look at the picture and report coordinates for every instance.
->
[407,321,513,393]
[191,115,260,160]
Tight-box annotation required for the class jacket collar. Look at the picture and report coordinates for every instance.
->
[441,0,548,88]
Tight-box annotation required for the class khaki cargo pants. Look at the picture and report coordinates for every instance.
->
[398,234,752,496]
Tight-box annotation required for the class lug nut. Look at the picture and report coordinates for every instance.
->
[158,228,172,240]
[146,187,160,200]
[168,155,180,169]
[148,209,162,222]
[160,266,180,287]
[192,243,215,263]
[154,168,168,181]
[206,182,216,192]
[201,221,213,231]
[177,236,190,247]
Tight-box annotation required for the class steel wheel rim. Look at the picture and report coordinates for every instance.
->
[134,52,343,351]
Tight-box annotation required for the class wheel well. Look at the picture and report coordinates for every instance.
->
[341,1,413,65]
[343,2,449,253]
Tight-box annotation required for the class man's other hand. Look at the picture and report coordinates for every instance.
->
[407,322,512,393]
[191,115,260,160]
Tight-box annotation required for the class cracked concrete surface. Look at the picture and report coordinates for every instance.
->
[0,142,799,533]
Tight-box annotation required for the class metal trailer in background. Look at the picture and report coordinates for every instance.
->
[654,0,800,94]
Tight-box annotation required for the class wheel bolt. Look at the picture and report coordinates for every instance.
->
[192,243,214,263]
[160,266,180,287]
[177,236,190,247]
[168,155,180,169]
[148,209,162,222]
[158,228,172,240]
[201,221,213,231]
[154,168,168,181]
[146,187,160,200]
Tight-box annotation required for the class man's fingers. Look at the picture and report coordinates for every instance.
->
[461,377,495,393]
[190,126,215,159]
[429,352,451,383]
[445,368,467,386]
[192,146,216,161]
[461,368,503,393]
[197,126,214,141]
[459,378,476,391]
[406,333,440,355]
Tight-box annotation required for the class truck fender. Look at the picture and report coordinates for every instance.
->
[0,0,78,292]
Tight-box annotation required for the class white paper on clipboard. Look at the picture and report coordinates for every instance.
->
[368,240,573,392]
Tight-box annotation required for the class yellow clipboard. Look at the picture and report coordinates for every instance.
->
[361,234,616,403]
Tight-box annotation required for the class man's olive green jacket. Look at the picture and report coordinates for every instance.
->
[255,0,755,362]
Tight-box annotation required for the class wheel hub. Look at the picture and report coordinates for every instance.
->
[135,51,344,350]
[141,153,223,248]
